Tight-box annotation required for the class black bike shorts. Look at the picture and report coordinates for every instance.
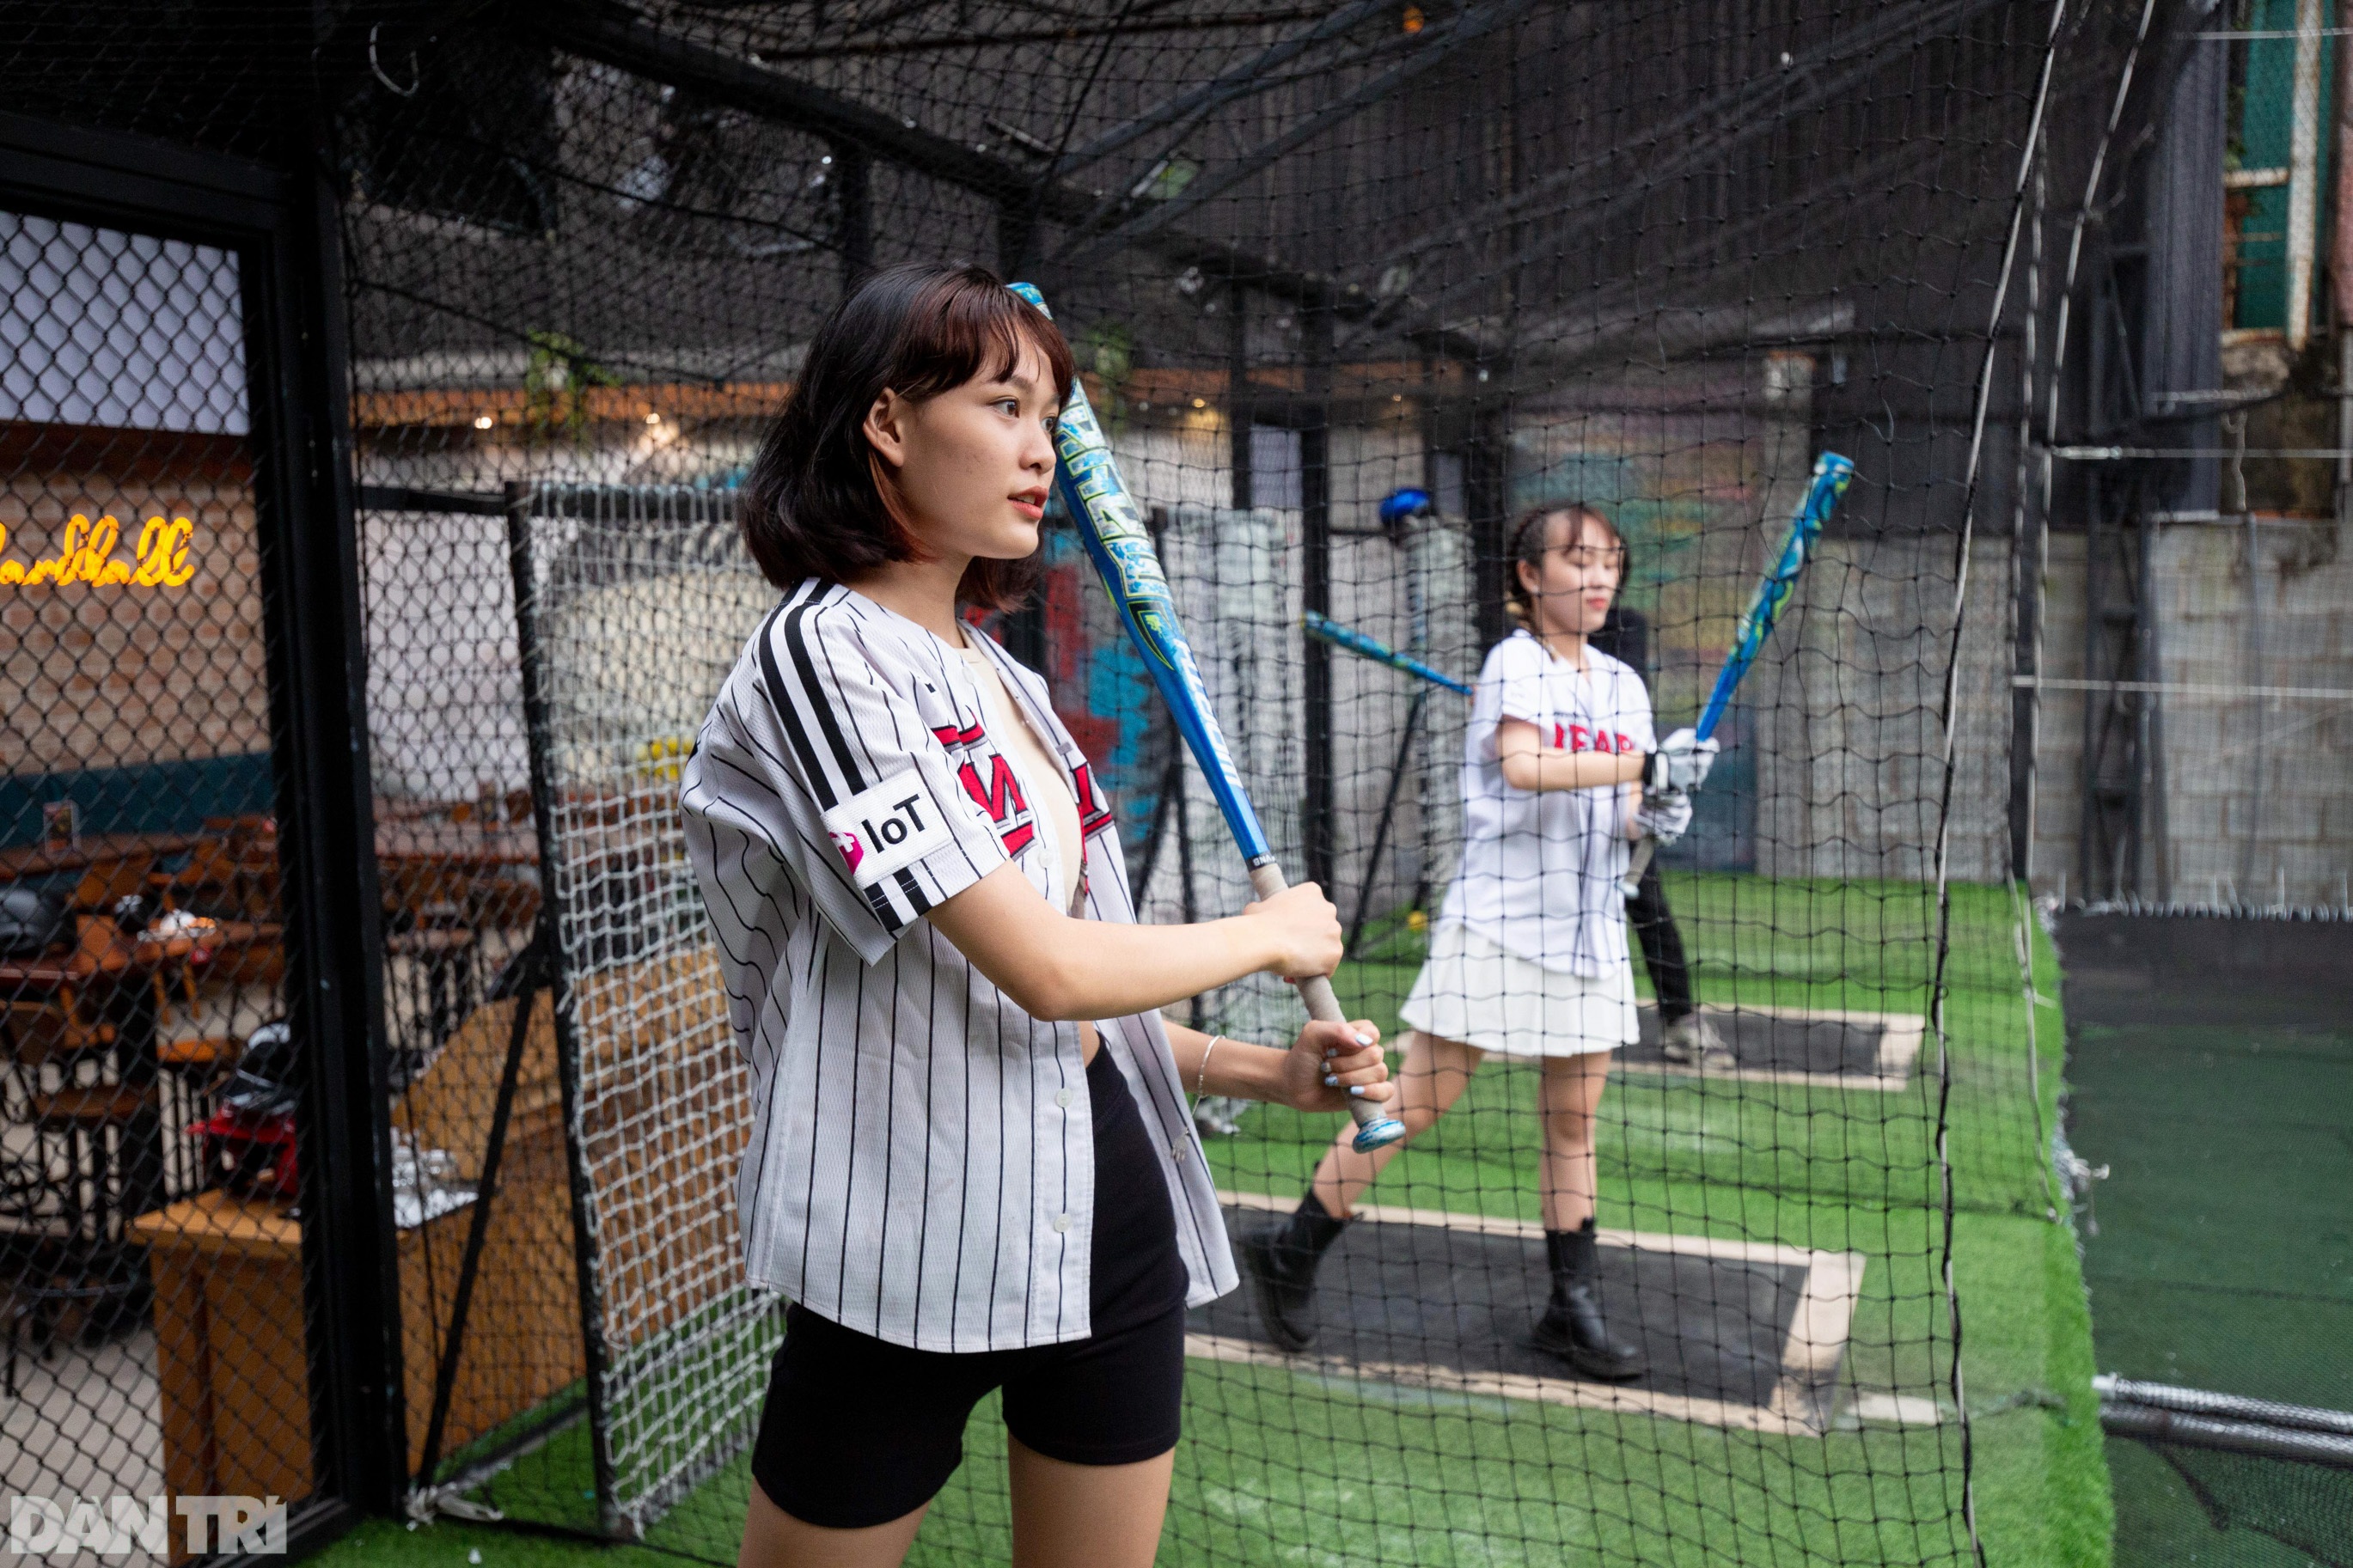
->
[749,1297,1187,1530]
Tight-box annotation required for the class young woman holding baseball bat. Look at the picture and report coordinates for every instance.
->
[679,262,1391,1568]
[1244,504,1712,1379]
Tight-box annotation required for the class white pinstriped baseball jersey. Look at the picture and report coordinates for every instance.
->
[680,577,1238,1353]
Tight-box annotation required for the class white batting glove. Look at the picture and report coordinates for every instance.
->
[1635,788,1694,846]
[1644,728,1719,792]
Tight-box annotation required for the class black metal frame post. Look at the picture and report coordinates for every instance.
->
[0,102,404,1540]
[833,141,872,289]
[271,131,408,1533]
[1300,300,1335,893]
[411,932,550,1489]
[1228,281,1254,510]
[503,485,623,1536]
[2007,505,2043,882]
[1465,405,1513,654]
[2076,240,2157,904]
[1347,690,1429,954]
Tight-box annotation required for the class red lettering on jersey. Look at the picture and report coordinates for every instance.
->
[1070,760,1115,839]
[956,753,1028,823]
[999,821,1036,857]
[932,718,986,747]
[1615,732,1634,755]
[1552,721,1568,750]
[1569,723,1592,753]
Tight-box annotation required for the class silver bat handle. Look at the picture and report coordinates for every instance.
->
[1618,837,1657,901]
[1248,860,1407,1151]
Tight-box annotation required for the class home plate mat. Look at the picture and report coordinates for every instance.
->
[1617,1003,1926,1090]
[1193,1193,1866,1436]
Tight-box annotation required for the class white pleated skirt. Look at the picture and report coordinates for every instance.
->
[1397,921,1638,1058]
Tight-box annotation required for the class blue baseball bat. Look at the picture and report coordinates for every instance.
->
[1011,283,1404,1152]
[1620,451,1854,895]
[1305,611,1471,695]
[1693,453,1854,741]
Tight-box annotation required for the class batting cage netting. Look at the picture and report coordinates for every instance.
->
[323,2,2196,1564]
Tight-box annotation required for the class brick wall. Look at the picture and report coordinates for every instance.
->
[1,443,271,827]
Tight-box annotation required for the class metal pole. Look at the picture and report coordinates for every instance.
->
[414,945,546,1488]
[1228,283,1252,511]
[1301,301,1335,893]
[834,142,871,290]
[2244,506,2264,898]
[2340,328,2353,528]
[504,485,621,1535]
[1345,688,1428,954]
[2078,481,2102,900]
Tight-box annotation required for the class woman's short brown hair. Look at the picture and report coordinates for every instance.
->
[1503,503,1626,626]
[740,261,1078,610]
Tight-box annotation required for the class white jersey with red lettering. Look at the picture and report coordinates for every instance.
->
[1438,627,1653,978]
[677,577,1236,1354]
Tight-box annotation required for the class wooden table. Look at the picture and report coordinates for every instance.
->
[128,1193,314,1564]
[132,1130,581,1556]
[0,832,204,883]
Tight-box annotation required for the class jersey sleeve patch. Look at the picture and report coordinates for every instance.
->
[822,768,958,889]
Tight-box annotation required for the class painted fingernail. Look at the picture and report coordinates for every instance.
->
[1348,1085,1365,1097]
[1354,1033,1373,1046]
[1323,1073,1339,1088]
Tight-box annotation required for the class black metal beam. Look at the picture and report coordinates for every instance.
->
[1465,406,1512,653]
[270,134,409,1524]
[504,484,623,1534]
[1052,0,1395,173]
[1227,283,1252,509]
[531,1,1390,320]
[545,2,1029,201]
[1301,302,1335,893]
[2008,511,2042,881]
[834,141,872,289]
[413,940,548,1489]
[749,5,1335,63]
[357,484,510,516]
[1071,0,1542,256]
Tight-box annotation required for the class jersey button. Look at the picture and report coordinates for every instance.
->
[1051,1212,1073,1234]
[1055,1088,1076,1109]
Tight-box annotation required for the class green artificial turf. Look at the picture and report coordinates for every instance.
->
[312,876,2105,1568]
[2068,1018,2353,1412]
[2065,970,2353,1567]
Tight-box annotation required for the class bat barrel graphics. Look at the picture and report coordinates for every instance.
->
[1623,451,1854,896]
[1304,610,1472,695]
[1692,453,1855,742]
[1013,283,1405,1152]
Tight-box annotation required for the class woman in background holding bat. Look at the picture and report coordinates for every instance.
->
[680,263,1392,1568]
[1244,503,1714,1379]
[1591,601,1736,1072]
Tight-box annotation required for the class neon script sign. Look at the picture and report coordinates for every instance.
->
[0,514,197,586]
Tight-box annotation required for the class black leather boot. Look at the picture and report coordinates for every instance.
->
[1531,1218,1647,1380]
[1239,1193,1350,1352]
